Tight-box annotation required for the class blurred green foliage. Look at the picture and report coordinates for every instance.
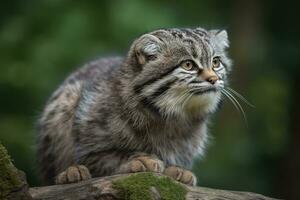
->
[0,0,299,199]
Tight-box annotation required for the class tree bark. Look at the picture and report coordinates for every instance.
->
[0,143,32,200]
[0,143,279,200]
[28,173,279,200]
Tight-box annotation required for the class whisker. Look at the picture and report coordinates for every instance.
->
[221,90,240,114]
[226,87,255,108]
[182,90,195,108]
[173,90,189,110]
[165,89,191,117]
[222,89,248,126]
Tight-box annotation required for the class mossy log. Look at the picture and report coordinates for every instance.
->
[0,143,279,200]
[0,143,32,200]
[29,173,279,200]
[29,172,279,200]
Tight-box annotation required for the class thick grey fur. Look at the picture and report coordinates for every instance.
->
[37,27,232,184]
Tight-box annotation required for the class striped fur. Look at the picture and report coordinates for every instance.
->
[37,28,232,184]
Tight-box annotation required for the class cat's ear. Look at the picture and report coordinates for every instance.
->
[209,29,229,49]
[133,34,163,65]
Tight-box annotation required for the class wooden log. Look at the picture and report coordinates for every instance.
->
[0,143,280,200]
[29,173,279,200]
[0,143,32,200]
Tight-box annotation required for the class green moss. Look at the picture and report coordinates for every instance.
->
[0,143,22,198]
[112,172,187,200]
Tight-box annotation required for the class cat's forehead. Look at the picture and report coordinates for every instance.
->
[150,28,214,61]
[152,28,210,44]
[152,28,209,40]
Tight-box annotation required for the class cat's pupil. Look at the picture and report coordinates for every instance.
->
[213,59,219,67]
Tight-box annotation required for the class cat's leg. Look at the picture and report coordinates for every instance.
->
[55,165,91,184]
[55,152,165,184]
[118,153,165,173]
[163,166,197,186]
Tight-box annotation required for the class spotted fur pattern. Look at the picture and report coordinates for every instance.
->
[37,27,232,183]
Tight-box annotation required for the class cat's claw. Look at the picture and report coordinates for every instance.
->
[55,165,91,184]
[163,166,197,186]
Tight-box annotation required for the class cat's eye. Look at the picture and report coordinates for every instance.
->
[212,57,221,68]
[181,60,195,71]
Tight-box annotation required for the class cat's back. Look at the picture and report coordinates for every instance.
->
[66,56,124,84]
[37,56,124,183]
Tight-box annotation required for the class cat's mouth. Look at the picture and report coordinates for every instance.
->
[193,87,217,95]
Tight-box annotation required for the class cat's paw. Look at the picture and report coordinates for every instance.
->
[163,166,197,186]
[130,156,165,173]
[55,165,91,184]
[120,155,165,173]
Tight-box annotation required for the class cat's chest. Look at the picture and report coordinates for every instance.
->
[136,122,206,167]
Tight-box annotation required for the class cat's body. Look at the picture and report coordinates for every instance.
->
[37,28,231,185]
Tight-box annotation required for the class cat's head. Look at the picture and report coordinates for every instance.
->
[125,28,232,118]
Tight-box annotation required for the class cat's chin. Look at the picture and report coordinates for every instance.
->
[184,91,221,115]
[154,88,221,118]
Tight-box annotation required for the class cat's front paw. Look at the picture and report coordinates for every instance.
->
[55,165,91,184]
[120,155,165,173]
[130,155,165,173]
[163,166,197,186]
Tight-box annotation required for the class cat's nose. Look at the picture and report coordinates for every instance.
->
[200,69,219,84]
[206,76,218,84]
